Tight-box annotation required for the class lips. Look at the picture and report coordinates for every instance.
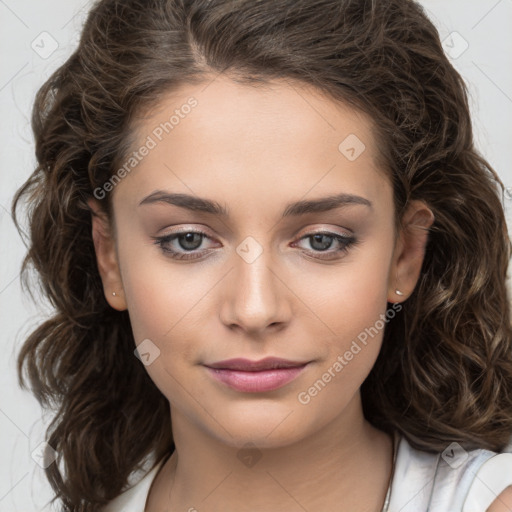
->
[205,357,308,371]
[204,357,309,392]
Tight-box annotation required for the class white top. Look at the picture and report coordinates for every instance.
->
[102,433,512,512]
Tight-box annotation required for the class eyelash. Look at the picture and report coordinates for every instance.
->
[151,229,358,261]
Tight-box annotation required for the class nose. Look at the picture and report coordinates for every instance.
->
[219,244,292,335]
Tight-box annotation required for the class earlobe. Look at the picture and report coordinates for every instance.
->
[87,198,127,311]
[387,200,435,303]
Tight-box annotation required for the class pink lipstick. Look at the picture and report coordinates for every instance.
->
[204,357,309,393]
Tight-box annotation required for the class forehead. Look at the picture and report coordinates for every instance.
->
[112,75,391,216]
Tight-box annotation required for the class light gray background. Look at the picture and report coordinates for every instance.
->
[1,1,511,510]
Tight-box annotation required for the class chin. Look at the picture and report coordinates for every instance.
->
[205,401,315,449]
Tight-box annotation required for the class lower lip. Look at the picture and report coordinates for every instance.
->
[205,364,308,393]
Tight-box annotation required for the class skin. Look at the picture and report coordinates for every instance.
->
[488,487,512,512]
[88,74,441,511]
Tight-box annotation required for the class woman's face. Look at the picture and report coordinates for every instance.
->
[92,75,430,448]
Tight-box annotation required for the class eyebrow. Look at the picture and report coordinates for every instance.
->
[138,190,372,218]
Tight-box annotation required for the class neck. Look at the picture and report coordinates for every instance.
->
[147,394,394,512]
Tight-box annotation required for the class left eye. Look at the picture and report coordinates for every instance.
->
[292,232,356,259]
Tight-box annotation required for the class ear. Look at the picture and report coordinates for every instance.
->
[87,198,127,311]
[387,199,435,303]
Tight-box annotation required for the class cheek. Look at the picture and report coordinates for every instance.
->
[122,270,202,374]
[119,253,202,402]
[300,236,393,346]
[117,239,216,387]
[299,236,394,390]
[336,265,390,342]
[296,285,390,426]
[118,234,202,341]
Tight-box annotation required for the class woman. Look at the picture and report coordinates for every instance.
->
[12,0,512,510]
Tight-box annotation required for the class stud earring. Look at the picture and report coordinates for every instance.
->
[395,289,404,296]
[112,292,117,297]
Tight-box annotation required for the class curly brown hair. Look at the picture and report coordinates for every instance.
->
[11,0,512,510]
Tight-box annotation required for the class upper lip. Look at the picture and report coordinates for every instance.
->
[204,357,309,371]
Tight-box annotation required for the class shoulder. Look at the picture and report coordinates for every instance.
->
[389,433,512,512]
[487,486,512,512]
